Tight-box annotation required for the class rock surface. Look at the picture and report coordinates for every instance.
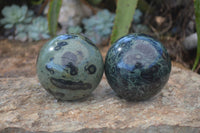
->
[182,33,198,50]
[0,66,200,132]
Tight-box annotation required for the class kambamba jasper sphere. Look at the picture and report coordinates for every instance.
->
[105,33,171,101]
[37,34,104,101]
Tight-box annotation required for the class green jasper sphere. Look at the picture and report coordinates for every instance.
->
[105,34,171,101]
[37,34,104,101]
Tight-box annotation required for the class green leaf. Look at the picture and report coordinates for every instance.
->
[41,33,51,39]
[24,17,32,23]
[0,18,7,24]
[4,23,13,29]
[16,24,26,33]
[48,0,62,36]
[15,32,27,42]
[67,26,82,34]
[27,10,34,17]
[110,0,138,45]
[87,0,102,5]
[31,0,44,5]
[193,0,200,71]
[137,0,153,13]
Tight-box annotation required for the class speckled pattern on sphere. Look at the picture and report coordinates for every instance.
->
[105,34,171,101]
[37,34,104,100]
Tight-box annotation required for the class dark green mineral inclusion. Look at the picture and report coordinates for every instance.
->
[105,33,171,101]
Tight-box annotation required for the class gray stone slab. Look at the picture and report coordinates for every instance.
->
[0,66,200,132]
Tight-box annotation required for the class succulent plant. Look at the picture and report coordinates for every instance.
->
[14,17,50,41]
[133,24,150,33]
[0,4,33,29]
[0,4,50,42]
[82,9,115,44]
[15,24,28,41]
[67,26,82,34]
[133,9,143,24]
[132,9,150,34]
[27,17,50,41]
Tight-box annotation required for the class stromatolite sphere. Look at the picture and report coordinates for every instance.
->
[105,34,171,101]
[37,34,104,101]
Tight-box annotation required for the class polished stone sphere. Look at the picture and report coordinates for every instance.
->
[105,34,171,101]
[37,34,104,101]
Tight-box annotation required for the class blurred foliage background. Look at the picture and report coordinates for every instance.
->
[0,0,200,73]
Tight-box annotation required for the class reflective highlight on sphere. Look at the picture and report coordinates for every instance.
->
[37,34,104,101]
[105,34,171,101]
